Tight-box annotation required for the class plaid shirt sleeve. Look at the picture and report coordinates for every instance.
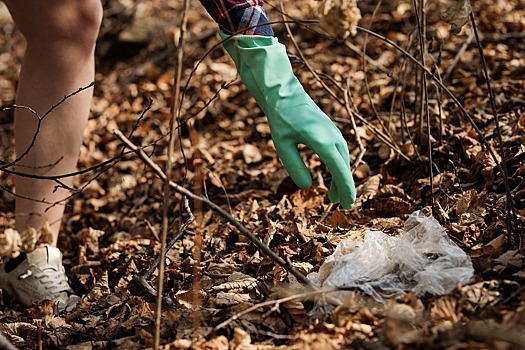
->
[199,0,274,36]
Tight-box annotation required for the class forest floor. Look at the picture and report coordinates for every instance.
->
[0,0,524,349]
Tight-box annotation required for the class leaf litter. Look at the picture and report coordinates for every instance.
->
[0,0,524,348]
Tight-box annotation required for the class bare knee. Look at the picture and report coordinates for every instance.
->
[7,0,103,54]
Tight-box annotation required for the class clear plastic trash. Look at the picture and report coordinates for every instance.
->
[308,211,474,302]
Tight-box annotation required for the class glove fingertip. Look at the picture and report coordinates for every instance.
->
[291,171,313,189]
[340,200,355,210]
[340,191,356,209]
[328,183,340,204]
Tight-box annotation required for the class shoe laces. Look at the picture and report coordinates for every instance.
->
[19,266,70,293]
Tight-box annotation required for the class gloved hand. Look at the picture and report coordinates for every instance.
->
[220,32,356,209]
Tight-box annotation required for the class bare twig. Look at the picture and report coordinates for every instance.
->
[319,203,334,223]
[344,41,393,77]
[133,274,159,298]
[280,2,339,102]
[354,26,508,201]
[178,20,408,162]
[1,99,153,181]
[412,0,434,208]
[134,223,194,299]
[343,76,366,169]
[401,100,422,161]
[469,13,521,246]
[143,222,193,280]
[212,287,337,332]
[333,115,409,161]
[113,129,313,286]
[416,0,426,143]
[433,69,445,146]
[36,320,42,350]
[443,30,475,82]
[154,0,190,347]
[2,150,123,180]
[397,33,418,146]
[185,119,204,337]
[362,0,392,141]
[0,83,95,171]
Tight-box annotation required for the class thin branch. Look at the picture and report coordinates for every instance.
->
[343,77,366,169]
[333,116,410,161]
[155,0,189,347]
[0,83,95,171]
[344,40,393,77]
[1,151,125,180]
[144,198,194,281]
[397,32,418,146]
[177,19,408,162]
[211,287,338,333]
[362,0,392,141]
[412,0,434,209]
[0,99,153,181]
[354,26,509,200]
[280,2,339,103]
[469,13,521,246]
[443,30,475,82]
[113,129,312,286]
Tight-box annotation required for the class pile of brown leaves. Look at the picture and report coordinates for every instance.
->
[0,0,524,348]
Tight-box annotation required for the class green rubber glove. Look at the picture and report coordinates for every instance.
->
[220,32,356,209]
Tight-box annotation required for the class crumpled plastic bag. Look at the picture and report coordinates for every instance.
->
[308,211,474,302]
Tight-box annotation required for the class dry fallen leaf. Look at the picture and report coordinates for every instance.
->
[318,0,361,38]
[430,297,461,323]
[440,0,472,34]
[86,270,110,301]
[242,144,262,164]
[0,228,22,258]
[199,336,229,350]
[460,280,521,314]
[0,0,523,348]
[214,292,251,307]
[290,187,327,210]
[0,322,38,348]
[232,327,252,349]
[517,114,525,134]
[211,272,258,292]
[19,227,38,252]
[493,250,525,274]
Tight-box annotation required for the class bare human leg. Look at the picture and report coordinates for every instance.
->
[4,0,103,245]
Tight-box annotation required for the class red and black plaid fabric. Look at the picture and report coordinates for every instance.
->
[199,0,273,36]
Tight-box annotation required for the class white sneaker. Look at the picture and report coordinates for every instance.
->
[0,245,79,311]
